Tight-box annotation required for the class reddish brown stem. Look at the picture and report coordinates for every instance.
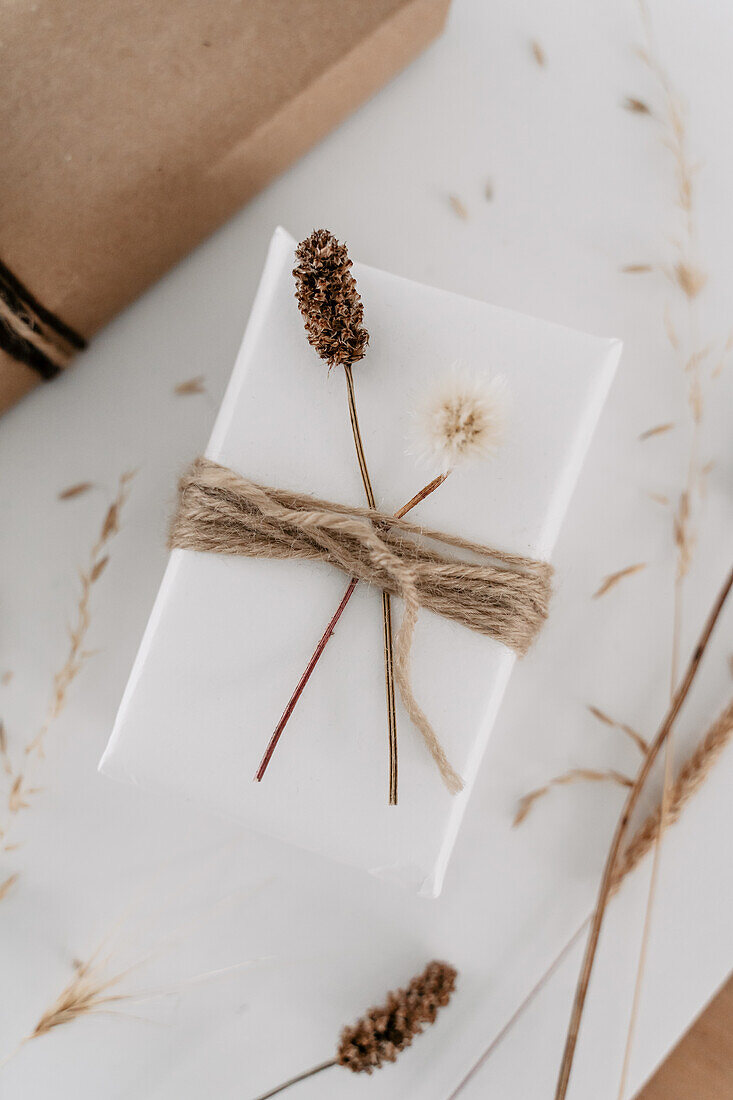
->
[394,472,449,520]
[255,471,449,782]
[554,561,733,1100]
[255,577,359,782]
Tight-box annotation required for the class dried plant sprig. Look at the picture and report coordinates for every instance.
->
[257,366,510,792]
[514,706,650,825]
[449,194,469,220]
[587,705,649,754]
[0,472,135,873]
[264,231,400,802]
[293,229,368,369]
[611,696,733,889]
[255,470,449,788]
[338,959,457,1072]
[0,722,11,776]
[638,421,674,441]
[409,369,510,474]
[514,767,633,827]
[174,376,206,396]
[0,872,18,902]
[4,910,261,1064]
[28,954,132,1041]
[530,39,546,67]
[58,481,94,500]
[614,7,719,1090]
[254,961,457,1099]
[554,562,733,1100]
[623,96,652,115]
[592,561,647,598]
[482,699,733,1100]
[26,469,136,758]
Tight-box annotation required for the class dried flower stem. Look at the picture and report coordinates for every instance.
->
[343,362,399,804]
[290,231,399,802]
[555,561,733,1100]
[618,6,713,1090]
[28,955,132,1041]
[2,907,260,1066]
[397,472,450,516]
[611,695,733,889]
[255,577,359,782]
[254,1060,338,1100]
[26,470,135,759]
[593,562,647,599]
[254,960,457,1100]
[513,768,633,828]
[0,472,134,863]
[453,698,733,1100]
[255,471,450,786]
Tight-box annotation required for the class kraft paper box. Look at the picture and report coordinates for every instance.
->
[100,227,621,897]
[0,0,451,413]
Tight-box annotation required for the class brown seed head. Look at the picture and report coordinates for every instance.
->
[293,229,369,369]
[336,960,457,1074]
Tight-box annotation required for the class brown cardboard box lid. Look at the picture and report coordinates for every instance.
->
[0,0,450,411]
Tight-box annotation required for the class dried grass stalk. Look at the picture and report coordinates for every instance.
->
[29,955,130,1040]
[517,700,733,842]
[530,39,546,66]
[514,768,633,828]
[611,696,733,889]
[26,470,135,758]
[673,261,706,299]
[174,376,206,396]
[254,961,457,1099]
[554,563,733,1099]
[266,231,399,803]
[593,562,647,598]
[0,472,135,878]
[639,422,674,441]
[448,194,469,220]
[7,904,260,1060]
[587,705,649,753]
[0,723,11,777]
[0,873,18,902]
[58,482,94,500]
[623,96,652,115]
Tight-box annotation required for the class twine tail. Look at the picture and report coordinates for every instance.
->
[393,595,464,796]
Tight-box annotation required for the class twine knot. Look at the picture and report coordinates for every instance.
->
[169,457,553,793]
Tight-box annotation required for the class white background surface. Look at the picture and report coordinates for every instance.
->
[1,1,732,1098]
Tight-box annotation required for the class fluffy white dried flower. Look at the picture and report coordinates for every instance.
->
[409,368,510,472]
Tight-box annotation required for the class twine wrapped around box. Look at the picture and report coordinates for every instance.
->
[169,456,553,793]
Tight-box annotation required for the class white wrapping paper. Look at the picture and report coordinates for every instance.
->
[100,227,621,896]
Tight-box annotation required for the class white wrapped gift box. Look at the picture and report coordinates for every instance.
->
[100,227,621,896]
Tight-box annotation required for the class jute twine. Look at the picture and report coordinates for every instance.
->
[169,457,553,793]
